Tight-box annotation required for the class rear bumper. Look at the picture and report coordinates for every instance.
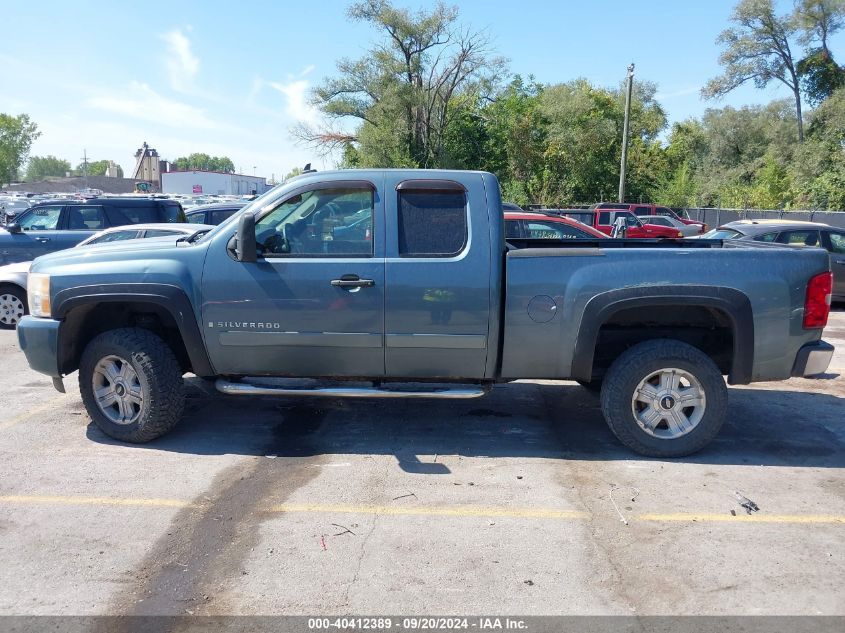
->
[16,316,62,378]
[791,340,834,377]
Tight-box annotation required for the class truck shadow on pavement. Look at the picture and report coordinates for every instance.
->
[85,378,845,470]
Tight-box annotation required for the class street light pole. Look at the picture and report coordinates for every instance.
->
[618,63,635,203]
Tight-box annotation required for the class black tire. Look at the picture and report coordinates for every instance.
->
[600,339,727,457]
[79,328,185,442]
[0,284,28,330]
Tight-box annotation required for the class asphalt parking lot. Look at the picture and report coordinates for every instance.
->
[0,310,843,617]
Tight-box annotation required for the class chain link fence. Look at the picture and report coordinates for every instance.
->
[679,208,845,230]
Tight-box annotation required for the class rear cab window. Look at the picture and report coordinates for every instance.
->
[397,182,467,257]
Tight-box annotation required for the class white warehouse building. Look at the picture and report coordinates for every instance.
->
[161,170,269,195]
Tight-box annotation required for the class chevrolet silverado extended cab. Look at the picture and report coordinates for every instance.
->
[16,170,835,457]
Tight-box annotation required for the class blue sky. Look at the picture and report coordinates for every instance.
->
[2,0,842,180]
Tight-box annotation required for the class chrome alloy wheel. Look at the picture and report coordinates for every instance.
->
[92,355,144,425]
[630,367,706,439]
[0,292,25,326]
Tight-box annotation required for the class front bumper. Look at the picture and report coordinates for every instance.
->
[16,316,62,378]
[791,340,835,377]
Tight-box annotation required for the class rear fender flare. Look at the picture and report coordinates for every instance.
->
[570,286,754,384]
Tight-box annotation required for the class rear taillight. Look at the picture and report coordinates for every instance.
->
[803,272,833,329]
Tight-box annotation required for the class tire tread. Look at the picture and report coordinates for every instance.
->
[79,327,184,442]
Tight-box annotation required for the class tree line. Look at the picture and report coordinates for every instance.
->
[0,123,237,185]
[298,0,845,210]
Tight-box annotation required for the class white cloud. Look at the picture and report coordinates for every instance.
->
[161,28,199,92]
[269,79,319,124]
[86,81,218,130]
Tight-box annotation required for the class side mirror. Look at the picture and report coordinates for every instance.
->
[235,213,257,263]
[6,222,21,234]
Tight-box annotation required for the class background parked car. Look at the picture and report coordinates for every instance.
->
[0,198,31,224]
[0,198,186,265]
[504,211,607,239]
[700,219,845,301]
[549,208,684,238]
[592,202,707,234]
[0,223,212,329]
[185,202,246,225]
[638,214,700,237]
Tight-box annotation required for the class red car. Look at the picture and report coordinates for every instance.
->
[504,211,607,240]
[591,202,707,234]
[546,209,685,238]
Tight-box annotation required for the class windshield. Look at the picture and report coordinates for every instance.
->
[701,228,742,240]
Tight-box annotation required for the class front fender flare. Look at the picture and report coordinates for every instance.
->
[53,283,214,377]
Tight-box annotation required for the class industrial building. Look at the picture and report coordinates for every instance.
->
[161,170,269,195]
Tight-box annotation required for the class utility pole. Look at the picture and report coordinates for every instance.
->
[80,149,90,189]
[618,63,635,203]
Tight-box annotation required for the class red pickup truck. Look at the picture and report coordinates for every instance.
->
[549,208,685,238]
[591,202,707,234]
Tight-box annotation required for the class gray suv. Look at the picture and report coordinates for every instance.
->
[701,219,845,301]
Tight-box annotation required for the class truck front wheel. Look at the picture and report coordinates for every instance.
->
[79,328,185,443]
[600,339,727,457]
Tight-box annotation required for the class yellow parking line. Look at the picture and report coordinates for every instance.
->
[1,495,843,525]
[268,503,589,520]
[0,395,70,433]
[636,513,845,524]
[0,495,195,508]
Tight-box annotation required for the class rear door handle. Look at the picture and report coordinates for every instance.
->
[331,275,375,289]
[35,237,51,243]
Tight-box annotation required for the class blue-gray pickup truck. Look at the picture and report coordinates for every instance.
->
[16,170,835,456]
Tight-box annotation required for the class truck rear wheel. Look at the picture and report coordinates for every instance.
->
[600,339,727,457]
[79,328,185,443]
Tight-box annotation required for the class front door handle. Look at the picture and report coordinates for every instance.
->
[35,237,51,243]
[331,274,375,289]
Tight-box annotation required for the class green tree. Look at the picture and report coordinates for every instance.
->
[25,155,71,181]
[703,0,805,141]
[171,153,235,173]
[75,159,124,178]
[791,84,845,208]
[794,0,845,56]
[797,48,845,105]
[301,0,504,168]
[794,0,845,105]
[535,78,667,204]
[0,113,40,185]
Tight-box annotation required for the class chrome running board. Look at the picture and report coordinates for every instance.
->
[215,378,489,399]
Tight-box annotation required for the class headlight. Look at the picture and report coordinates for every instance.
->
[28,273,51,318]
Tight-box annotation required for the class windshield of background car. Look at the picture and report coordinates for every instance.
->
[83,230,140,245]
[702,228,742,239]
[17,206,62,230]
